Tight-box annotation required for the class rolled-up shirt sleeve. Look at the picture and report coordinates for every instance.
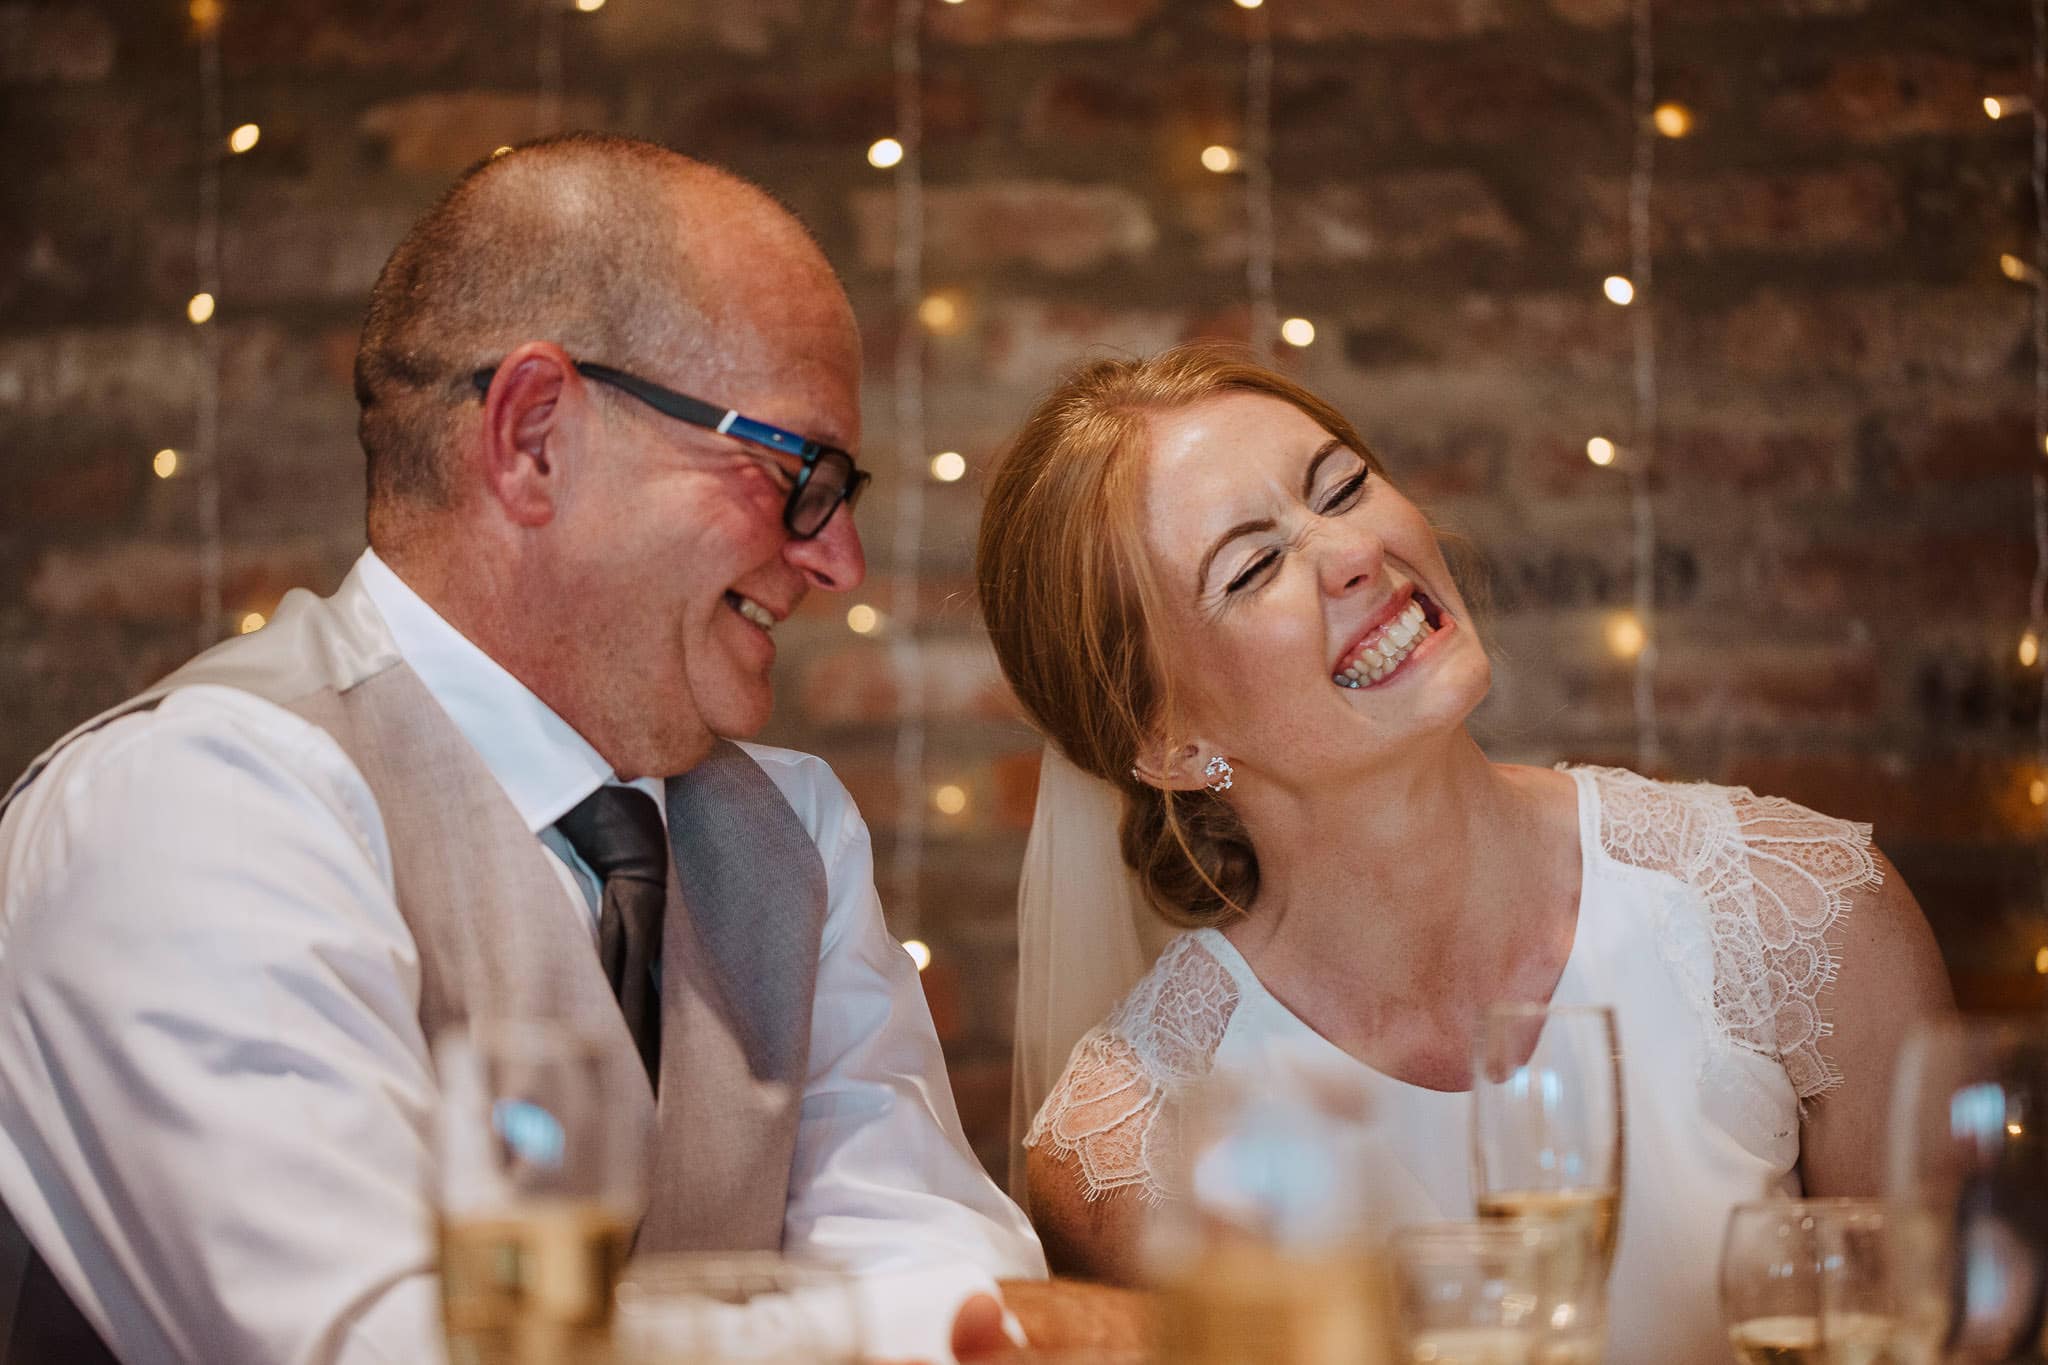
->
[0,686,443,1365]
[746,748,1045,1357]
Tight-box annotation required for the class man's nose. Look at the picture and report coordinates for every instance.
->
[785,507,867,592]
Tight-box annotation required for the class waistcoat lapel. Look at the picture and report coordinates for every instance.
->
[635,742,828,1252]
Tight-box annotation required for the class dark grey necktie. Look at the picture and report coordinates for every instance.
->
[555,785,666,1088]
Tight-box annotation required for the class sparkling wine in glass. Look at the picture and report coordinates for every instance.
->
[1148,1050,1400,1365]
[1720,1199,1900,1365]
[1471,1003,1624,1361]
[435,1019,654,1365]
[1886,1017,2048,1365]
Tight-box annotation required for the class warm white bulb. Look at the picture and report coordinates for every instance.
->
[227,123,260,154]
[933,784,968,816]
[1602,275,1635,306]
[867,138,904,169]
[2034,777,2048,807]
[238,611,267,635]
[2023,630,2041,668]
[187,292,216,324]
[917,291,963,335]
[1987,96,2007,119]
[1605,612,1646,660]
[930,451,967,483]
[847,604,880,635]
[1586,437,1617,467]
[1200,144,1239,174]
[2001,253,2037,283]
[1234,0,1264,8]
[904,939,933,972]
[574,0,605,11]
[1280,317,1316,347]
[1652,102,1694,138]
[152,448,179,479]
[2037,945,2048,974]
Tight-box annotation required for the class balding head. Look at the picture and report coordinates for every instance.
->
[354,134,855,543]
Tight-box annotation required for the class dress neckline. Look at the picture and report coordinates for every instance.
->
[1189,766,1603,1096]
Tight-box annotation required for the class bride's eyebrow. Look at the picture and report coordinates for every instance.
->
[1300,438,1344,497]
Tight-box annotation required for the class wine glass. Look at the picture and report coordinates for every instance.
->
[1148,1047,1400,1365]
[612,1253,862,1364]
[1471,1003,1624,1361]
[1720,1198,1897,1364]
[434,1019,654,1365]
[1390,1220,1559,1365]
[1886,1017,2048,1364]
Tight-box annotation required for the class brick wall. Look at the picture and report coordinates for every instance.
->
[1,0,2038,1178]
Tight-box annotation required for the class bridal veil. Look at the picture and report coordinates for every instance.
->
[1007,743,1177,1199]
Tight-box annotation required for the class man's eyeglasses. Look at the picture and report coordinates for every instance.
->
[470,361,869,540]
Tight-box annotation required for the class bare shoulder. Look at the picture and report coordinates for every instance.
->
[1026,1138,1154,1285]
[1802,844,1954,1194]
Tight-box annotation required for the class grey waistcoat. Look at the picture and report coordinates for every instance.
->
[1,562,829,1256]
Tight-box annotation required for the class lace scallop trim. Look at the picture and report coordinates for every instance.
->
[1023,934,1239,1204]
[1577,766,1881,1101]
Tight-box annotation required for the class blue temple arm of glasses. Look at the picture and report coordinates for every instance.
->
[721,413,822,461]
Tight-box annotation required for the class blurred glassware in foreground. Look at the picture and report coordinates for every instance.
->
[1887,1018,2048,1364]
[1471,1003,1624,1362]
[1392,1219,1560,1365]
[1719,1198,1900,1364]
[612,1253,862,1364]
[1148,1046,1400,1365]
[434,1019,653,1365]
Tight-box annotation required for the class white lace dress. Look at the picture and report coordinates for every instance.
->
[1025,766,1882,1363]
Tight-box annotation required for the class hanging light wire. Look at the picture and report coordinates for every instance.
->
[2030,0,2048,942]
[537,1,565,134]
[1243,0,1277,362]
[194,4,226,646]
[1627,0,1661,773]
[886,0,929,937]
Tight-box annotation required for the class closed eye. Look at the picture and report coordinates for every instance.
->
[1226,550,1279,594]
[1317,469,1370,514]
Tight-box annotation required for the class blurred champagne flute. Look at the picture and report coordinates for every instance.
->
[435,1019,653,1365]
[1720,1199,1899,1365]
[1886,1018,2048,1365]
[1471,1003,1624,1363]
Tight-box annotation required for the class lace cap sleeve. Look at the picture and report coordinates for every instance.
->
[1580,766,1882,1102]
[1024,934,1240,1204]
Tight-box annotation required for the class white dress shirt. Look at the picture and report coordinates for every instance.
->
[0,549,1043,1365]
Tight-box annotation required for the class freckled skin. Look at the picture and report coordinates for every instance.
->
[1138,392,1493,791]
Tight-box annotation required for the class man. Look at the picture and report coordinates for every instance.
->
[0,135,1048,1363]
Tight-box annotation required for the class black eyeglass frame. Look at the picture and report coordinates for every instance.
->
[469,361,869,539]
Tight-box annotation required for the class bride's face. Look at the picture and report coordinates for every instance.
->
[1137,391,1491,785]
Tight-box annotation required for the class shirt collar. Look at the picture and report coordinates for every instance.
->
[354,548,659,833]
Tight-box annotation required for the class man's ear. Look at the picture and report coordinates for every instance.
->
[1130,738,1217,793]
[473,342,587,528]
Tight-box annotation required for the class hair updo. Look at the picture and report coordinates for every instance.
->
[975,344,1385,928]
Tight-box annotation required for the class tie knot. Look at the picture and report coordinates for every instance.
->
[555,785,668,887]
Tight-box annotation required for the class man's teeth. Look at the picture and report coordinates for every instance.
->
[734,596,776,631]
[1333,599,1434,689]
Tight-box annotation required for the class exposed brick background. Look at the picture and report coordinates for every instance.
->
[1,0,2040,1182]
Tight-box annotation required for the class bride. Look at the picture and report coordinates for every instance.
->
[974,344,1953,1360]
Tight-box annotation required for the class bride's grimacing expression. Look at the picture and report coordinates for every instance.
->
[1137,392,1493,788]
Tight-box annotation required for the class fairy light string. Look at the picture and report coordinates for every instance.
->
[2029,0,2048,953]
[1241,0,1277,363]
[193,0,226,646]
[1626,0,1662,774]
[886,0,930,938]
